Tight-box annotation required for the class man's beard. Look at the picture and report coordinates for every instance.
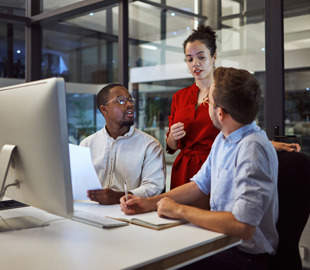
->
[210,112,221,131]
[123,118,134,127]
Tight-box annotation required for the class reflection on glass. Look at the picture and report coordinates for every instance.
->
[0,22,25,79]
[0,1,25,16]
[284,1,310,155]
[221,0,240,17]
[67,93,103,145]
[42,0,84,12]
[41,7,118,84]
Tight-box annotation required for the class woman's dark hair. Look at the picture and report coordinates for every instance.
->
[183,24,217,56]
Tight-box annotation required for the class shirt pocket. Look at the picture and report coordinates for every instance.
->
[211,169,235,211]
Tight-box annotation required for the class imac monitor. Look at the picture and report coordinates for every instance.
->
[0,78,73,230]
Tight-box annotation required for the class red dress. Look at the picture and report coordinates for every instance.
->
[166,84,219,189]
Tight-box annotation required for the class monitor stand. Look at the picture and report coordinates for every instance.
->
[0,144,18,201]
[0,144,48,232]
[0,216,49,232]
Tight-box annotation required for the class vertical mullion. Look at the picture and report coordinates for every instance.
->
[265,0,284,140]
[25,0,42,82]
[118,0,128,88]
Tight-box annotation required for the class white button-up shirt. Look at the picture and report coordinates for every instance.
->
[80,125,166,197]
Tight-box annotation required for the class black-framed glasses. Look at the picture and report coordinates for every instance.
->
[105,96,136,106]
[204,99,229,114]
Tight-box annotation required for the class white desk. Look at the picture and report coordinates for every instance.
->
[0,202,241,270]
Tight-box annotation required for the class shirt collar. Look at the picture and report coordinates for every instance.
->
[103,125,135,141]
[221,121,260,145]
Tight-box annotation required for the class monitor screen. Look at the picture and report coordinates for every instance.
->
[0,77,73,227]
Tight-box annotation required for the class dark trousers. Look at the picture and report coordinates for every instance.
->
[178,247,273,270]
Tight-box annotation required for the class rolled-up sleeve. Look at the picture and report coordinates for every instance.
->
[232,141,278,226]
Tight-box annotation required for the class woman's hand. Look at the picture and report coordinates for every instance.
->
[169,122,186,141]
[271,141,301,152]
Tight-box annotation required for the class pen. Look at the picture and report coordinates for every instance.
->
[124,182,128,201]
[124,182,129,210]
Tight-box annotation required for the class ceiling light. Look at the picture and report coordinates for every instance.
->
[140,44,157,50]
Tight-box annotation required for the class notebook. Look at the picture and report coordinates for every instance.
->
[107,211,187,230]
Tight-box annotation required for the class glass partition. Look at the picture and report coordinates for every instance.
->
[42,0,84,12]
[284,1,310,156]
[129,0,266,167]
[0,1,25,16]
[40,6,119,143]
[0,22,25,80]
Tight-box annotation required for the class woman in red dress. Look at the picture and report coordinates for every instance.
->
[166,24,300,191]
[167,25,218,190]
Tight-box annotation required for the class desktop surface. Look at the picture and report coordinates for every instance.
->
[0,202,241,270]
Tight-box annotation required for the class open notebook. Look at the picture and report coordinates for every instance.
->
[107,211,187,230]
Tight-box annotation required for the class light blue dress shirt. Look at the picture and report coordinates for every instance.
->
[192,121,279,255]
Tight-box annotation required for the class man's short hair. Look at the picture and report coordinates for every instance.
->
[213,67,261,125]
[96,83,124,111]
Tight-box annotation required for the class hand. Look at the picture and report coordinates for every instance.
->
[157,197,183,219]
[87,188,123,205]
[271,141,301,152]
[120,194,154,215]
[169,122,186,141]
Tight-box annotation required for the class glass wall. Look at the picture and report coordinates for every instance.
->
[0,1,26,82]
[39,5,119,144]
[0,22,25,81]
[128,0,266,164]
[284,0,310,156]
[0,1,25,16]
[42,0,84,12]
[1,0,309,157]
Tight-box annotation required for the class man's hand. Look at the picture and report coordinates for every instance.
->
[87,188,124,205]
[157,197,184,219]
[120,194,156,215]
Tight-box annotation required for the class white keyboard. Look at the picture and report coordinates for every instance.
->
[72,211,128,228]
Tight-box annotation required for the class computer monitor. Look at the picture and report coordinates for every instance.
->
[0,77,73,230]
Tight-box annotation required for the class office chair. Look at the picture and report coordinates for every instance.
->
[272,151,310,270]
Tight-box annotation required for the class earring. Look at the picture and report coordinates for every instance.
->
[213,62,216,69]
[187,68,191,73]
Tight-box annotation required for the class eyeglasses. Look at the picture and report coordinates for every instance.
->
[203,99,229,114]
[105,96,136,106]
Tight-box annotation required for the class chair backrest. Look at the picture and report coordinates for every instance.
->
[273,151,310,270]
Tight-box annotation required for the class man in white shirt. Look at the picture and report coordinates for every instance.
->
[80,83,166,205]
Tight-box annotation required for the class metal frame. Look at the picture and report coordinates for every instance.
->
[25,0,41,82]
[118,0,128,87]
[265,0,285,139]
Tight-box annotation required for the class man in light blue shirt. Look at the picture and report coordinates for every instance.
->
[120,67,279,270]
[193,120,278,256]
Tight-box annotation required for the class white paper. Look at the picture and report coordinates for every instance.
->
[69,143,102,200]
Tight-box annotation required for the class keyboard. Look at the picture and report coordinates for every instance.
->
[0,200,28,211]
[72,211,128,228]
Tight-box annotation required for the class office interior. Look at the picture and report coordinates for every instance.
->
[0,0,309,268]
